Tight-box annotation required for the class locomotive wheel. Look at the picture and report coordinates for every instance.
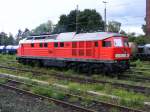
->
[29,60,35,66]
[34,60,43,67]
[87,65,93,75]
[103,67,109,75]
[92,64,101,74]
[22,59,28,65]
[79,63,89,73]
[67,63,78,72]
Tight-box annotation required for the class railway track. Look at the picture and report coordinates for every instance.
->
[3,61,150,82]
[0,65,149,95]
[0,77,146,112]
[119,74,150,82]
[0,78,95,112]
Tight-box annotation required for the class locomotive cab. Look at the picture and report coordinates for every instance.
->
[100,36,130,60]
[113,37,130,60]
[112,36,130,70]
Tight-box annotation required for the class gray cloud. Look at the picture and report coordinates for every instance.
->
[0,0,146,35]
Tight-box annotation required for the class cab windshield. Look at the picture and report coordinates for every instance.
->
[114,38,123,47]
[114,38,129,47]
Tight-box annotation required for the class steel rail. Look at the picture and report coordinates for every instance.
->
[0,77,146,112]
[0,83,96,112]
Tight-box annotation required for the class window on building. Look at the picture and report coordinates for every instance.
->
[31,43,34,47]
[39,43,43,48]
[44,43,48,47]
[102,41,111,47]
[54,43,58,47]
[60,42,64,47]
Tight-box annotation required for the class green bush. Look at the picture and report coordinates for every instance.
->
[128,35,150,45]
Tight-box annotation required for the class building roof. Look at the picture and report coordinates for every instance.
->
[19,32,124,44]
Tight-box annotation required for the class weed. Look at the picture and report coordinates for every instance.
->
[68,97,79,103]
[0,78,8,84]
[51,92,65,100]
[110,108,119,112]
[31,86,53,97]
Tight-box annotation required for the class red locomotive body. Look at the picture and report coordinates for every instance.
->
[17,32,131,74]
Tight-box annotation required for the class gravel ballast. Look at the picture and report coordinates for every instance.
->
[0,86,75,112]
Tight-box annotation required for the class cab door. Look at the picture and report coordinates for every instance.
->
[94,41,99,59]
[100,38,113,60]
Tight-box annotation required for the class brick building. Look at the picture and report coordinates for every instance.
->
[146,0,150,35]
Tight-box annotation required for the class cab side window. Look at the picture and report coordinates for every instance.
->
[44,43,48,47]
[54,43,58,47]
[39,43,43,48]
[60,42,64,47]
[31,43,34,47]
[102,41,111,47]
[94,41,98,47]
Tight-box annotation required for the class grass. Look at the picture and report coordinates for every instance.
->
[12,63,150,86]
[130,60,150,77]
[0,78,8,84]
[0,73,149,110]
[2,61,150,87]
[0,54,16,61]
[65,82,149,109]
[113,89,146,108]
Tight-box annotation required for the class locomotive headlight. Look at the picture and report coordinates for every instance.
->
[115,54,129,58]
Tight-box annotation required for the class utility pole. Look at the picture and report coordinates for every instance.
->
[103,1,108,32]
[76,5,79,33]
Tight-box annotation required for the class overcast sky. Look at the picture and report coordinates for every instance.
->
[0,0,146,35]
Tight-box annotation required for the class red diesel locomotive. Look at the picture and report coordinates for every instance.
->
[17,32,131,74]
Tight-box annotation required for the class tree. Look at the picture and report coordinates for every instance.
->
[127,33,150,45]
[33,20,53,35]
[107,21,121,33]
[78,9,104,32]
[53,15,68,33]
[7,33,15,45]
[142,24,146,35]
[22,28,31,38]
[0,32,8,45]
[54,9,104,33]
[142,17,146,35]
[16,29,23,38]
[120,30,127,35]
[0,32,15,45]
[54,10,77,33]
[15,29,23,44]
